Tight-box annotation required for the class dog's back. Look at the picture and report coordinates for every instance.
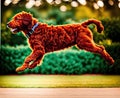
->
[43,24,78,52]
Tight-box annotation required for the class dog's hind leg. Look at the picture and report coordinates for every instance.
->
[76,33,114,65]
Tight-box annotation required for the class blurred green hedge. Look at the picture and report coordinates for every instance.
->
[0,45,31,74]
[105,43,120,74]
[101,18,120,42]
[0,45,120,75]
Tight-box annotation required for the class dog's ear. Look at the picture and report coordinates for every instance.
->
[22,12,32,25]
[23,20,30,25]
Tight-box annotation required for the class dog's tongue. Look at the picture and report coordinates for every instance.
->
[11,28,17,32]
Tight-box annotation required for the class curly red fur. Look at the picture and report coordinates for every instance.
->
[7,11,114,72]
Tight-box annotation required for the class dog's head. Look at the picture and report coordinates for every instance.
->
[7,11,33,34]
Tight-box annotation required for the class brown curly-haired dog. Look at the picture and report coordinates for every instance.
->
[7,11,114,72]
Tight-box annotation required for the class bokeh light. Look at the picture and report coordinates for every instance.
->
[108,0,114,6]
[55,0,61,5]
[71,1,79,7]
[35,0,42,7]
[77,0,87,5]
[93,3,99,9]
[4,0,12,6]
[118,2,120,8]
[63,0,69,2]
[60,5,67,12]
[12,0,20,4]
[3,0,120,10]
[97,0,104,7]
[46,0,53,4]
[25,0,35,9]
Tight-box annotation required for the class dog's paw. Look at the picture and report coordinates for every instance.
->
[29,60,34,65]
[28,64,37,69]
[28,62,38,69]
[109,58,115,65]
[16,65,28,72]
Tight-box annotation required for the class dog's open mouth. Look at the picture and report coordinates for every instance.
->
[10,28,18,33]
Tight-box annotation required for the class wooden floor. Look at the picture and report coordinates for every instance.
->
[0,88,120,98]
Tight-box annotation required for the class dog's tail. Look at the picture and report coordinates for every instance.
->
[81,19,104,33]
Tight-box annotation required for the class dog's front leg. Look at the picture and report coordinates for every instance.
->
[28,55,44,69]
[27,50,44,69]
[16,45,45,72]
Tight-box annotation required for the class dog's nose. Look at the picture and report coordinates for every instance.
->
[7,23,9,28]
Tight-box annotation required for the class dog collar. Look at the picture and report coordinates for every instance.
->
[26,23,39,38]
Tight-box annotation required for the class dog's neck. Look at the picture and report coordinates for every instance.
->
[22,18,38,36]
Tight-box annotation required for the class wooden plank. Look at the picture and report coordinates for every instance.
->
[0,88,120,98]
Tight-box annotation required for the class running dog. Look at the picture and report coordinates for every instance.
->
[7,11,114,72]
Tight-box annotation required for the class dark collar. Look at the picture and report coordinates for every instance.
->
[26,23,39,38]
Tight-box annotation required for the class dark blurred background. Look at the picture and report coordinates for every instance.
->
[1,0,120,75]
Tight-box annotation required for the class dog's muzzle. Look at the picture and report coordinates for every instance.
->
[7,23,10,28]
[7,23,18,33]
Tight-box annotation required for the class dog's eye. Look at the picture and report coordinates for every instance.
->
[15,18,20,21]
[15,18,18,20]
[15,17,20,20]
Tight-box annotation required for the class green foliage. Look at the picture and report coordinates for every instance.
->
[1,45,118,75]
[38,18,57,25]
[105,43,120,60]
[101,18,120,42]
[47,9,74,25]
[105,43,120,74]
[0,45,31,74]
[88,24,106,43]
